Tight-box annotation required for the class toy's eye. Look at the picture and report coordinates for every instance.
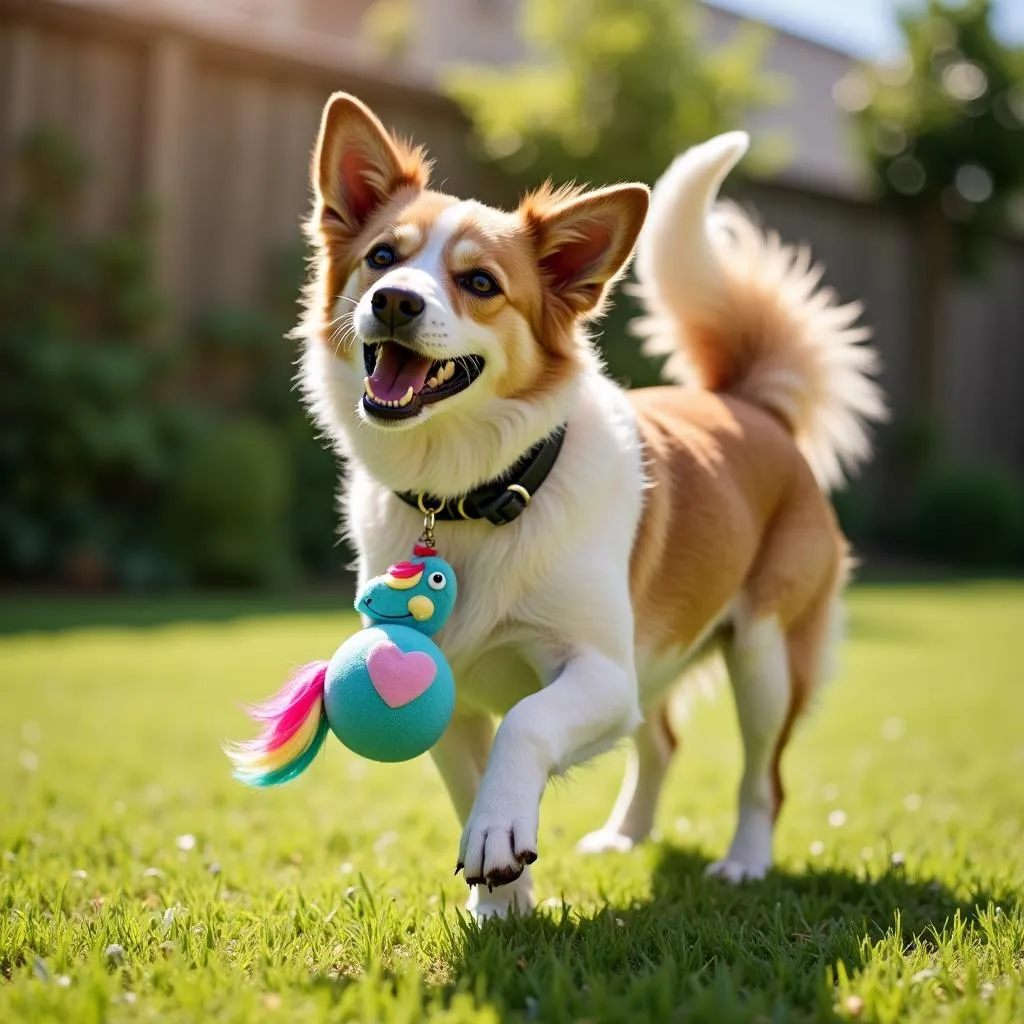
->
[367,244,397,269]
[460,270,501,297]
[427,571,447,591]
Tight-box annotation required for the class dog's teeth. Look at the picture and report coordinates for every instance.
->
[397,386,414,407]
[426,376,438,390]
[444,361,455,381]
[364,377,377,401]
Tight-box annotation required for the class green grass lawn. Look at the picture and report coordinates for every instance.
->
[1,583,1023,1023]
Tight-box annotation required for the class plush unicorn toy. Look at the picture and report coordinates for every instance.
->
[227,545,456,784]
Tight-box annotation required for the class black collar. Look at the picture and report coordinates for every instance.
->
[395,425,567,527]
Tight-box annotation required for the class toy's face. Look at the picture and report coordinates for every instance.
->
[356,555,457,637]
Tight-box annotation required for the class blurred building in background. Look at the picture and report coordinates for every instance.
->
[1,0,1022,587]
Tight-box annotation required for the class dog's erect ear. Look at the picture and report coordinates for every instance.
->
[313,93,430,235]
[521,183,650,318]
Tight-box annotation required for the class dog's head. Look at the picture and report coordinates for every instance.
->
[300,93,649,493]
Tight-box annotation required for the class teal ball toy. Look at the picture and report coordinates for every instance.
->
[227,545,458,785]
[324,627,455,763]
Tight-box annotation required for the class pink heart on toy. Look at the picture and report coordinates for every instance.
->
[366,642,437,708]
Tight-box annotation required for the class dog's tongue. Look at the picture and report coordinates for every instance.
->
[368,343,433,402]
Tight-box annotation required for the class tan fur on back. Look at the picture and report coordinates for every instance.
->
[629,388,843,656]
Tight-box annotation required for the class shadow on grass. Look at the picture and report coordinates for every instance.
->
[430,847,1016,1023]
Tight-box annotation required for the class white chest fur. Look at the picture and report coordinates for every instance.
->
[340,372,646,716]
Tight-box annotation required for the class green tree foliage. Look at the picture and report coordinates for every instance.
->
[444,0,788,190]
[843,0,1024,414]
[442,0,786,386]
[852,0,1024,271]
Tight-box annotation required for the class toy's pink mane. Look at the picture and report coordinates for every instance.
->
[225,660,329,787]
[388,560,425,579]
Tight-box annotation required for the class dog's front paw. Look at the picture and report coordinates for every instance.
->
[458,811,538,889]
[704,856,770,884]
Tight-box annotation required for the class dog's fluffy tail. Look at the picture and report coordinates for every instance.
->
[631,132,887,490]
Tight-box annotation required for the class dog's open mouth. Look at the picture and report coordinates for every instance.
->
[361,341,484,420]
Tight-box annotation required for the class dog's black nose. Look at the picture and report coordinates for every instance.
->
[371,287,425,332]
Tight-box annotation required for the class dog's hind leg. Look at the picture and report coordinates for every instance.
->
[705,612,792,882]
[576,706,676,853]
[707,515,846,884]
[430,709,493,823]
[430,710,535,918]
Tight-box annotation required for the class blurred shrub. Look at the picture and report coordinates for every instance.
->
[911,462,1024,565]
[0,130,343,589]
[170,421,295,587]
[191,254,345,579]
[831,483,877,547]
[0,129,181,587]
[283,417,346,578]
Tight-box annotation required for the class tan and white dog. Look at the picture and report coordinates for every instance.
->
[298,94,886,918]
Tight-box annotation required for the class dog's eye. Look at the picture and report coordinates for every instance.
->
[461,270,501,297]
[427,572,447,591]
[367,244,397,269]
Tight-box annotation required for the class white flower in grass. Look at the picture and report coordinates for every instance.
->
[373,831,398,853]
[809,840,825,856]
[175,833,196,852]
[18,750,39,772]
[881,717,905,741]
[844,994,865,1017]
[828,810,847,828]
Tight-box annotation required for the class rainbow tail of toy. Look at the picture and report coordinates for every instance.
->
[225,661,330,787]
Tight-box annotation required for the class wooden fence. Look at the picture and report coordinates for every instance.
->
[0,0,494,335]
[2,0,1022,474]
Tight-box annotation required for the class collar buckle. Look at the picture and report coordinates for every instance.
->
[478,484,532,526]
